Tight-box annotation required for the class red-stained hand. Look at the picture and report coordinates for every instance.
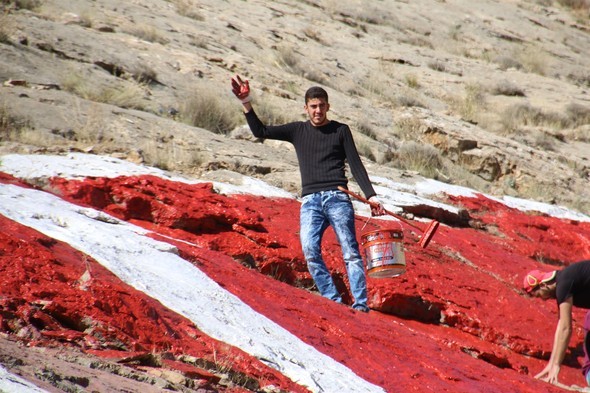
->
[231,75,251,102]
[368,196,386,216]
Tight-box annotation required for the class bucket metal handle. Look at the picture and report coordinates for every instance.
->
[338,186,439,248]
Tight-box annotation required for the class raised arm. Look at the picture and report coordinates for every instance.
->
[231,75,253,113]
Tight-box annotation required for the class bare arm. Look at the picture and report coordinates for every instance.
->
[535,298,573,385]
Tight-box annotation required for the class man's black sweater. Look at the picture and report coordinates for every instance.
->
[245,110,376,198]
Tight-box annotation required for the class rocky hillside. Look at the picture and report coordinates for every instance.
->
[1,0,589,215]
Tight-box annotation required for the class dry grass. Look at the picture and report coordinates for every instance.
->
[567,69,590,88]
[274,44,327,84]
[1,0,42,10]
[569,195,590,216]
[493,55,523,71]
[518,180,558,205]
[427,59,447,73]
[395,91,428,109]
[449,83,486,122]
[395,141,445,179]
[255,100,299,126]
[275,44,300,71]
[98,83,149,110]
[393,115,424,141]
[360,70,394,100]
[303,26,328,45]
[0,13,14,43]
[404,73,420,89]
[126,24,168,45]
[500,103,569,134]
[130,63,158,85]
[61,70,149,111]
[173,0,204,21]
[444,162,491,192]
[517,45,549,76]
[180,84,241,135]
[140,138,203,171]
[356,140,377,162]
[355,120,378,140]
[531,130,557,151]
[0,100,32,142]
[399,34,433,49]
[566,103,590,127]
[61,71,95,100]
[490,80,526,97]
[556,0,590,10]
[67,101,111,146]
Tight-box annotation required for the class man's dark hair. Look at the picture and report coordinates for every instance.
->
[305,86,328,103]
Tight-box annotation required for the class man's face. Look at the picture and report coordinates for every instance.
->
[304,98,330,127]
[531,284,555,300]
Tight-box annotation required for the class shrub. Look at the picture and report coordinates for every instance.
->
[355,121,377,140]
[427,60,447,72]
[532,130,557,151]
[0,101,30,140]
[126,24,168,45]
[131,63,158,85]
[566,103,590,127]
[393,116,424,141]
[0,13,13,43]
[356,141,376,162]
[405,73,420,89]
[60,71,95,100]
[500,104,569,133]
[173,0,204,20]
[396,141,444,179]
[567,70,590,87]
[1,0,42,10]
[255,100,299,125]
[180,87,241,135]
[517,45,548,76]
[490,80,525,97]
[395,94,428,108]
[61,71,149,111]
[449,83,486,121]
[96,83,148,110]
[557,0,590,10]
[494,55,523,71]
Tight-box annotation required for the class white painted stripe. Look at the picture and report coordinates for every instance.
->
[0,365,49,393]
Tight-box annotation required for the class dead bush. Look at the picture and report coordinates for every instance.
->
[490,80,526,97]
[1,0,41,10]
[500,104,569,134]
[396,141,444,179]
[566,103,590,127]
[180,87,241,135]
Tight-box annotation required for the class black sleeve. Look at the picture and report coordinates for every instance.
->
[244,110,296,142]
[341,125,376,199]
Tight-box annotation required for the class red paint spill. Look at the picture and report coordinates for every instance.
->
[2,172,590,392]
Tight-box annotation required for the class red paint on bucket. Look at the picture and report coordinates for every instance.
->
[361,228,406,278]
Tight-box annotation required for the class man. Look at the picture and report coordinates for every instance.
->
[231,75,385,312]
[523,260,590,387]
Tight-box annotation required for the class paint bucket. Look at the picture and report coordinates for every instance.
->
[360,228,406,278]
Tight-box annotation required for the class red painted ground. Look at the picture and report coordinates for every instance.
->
[2,171,590,392]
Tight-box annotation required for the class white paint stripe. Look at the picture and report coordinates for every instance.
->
[0,183,385,393]
[0,365,49,393]
[0,153,294,199]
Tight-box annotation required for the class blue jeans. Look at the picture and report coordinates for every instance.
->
[300,190,368,311]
